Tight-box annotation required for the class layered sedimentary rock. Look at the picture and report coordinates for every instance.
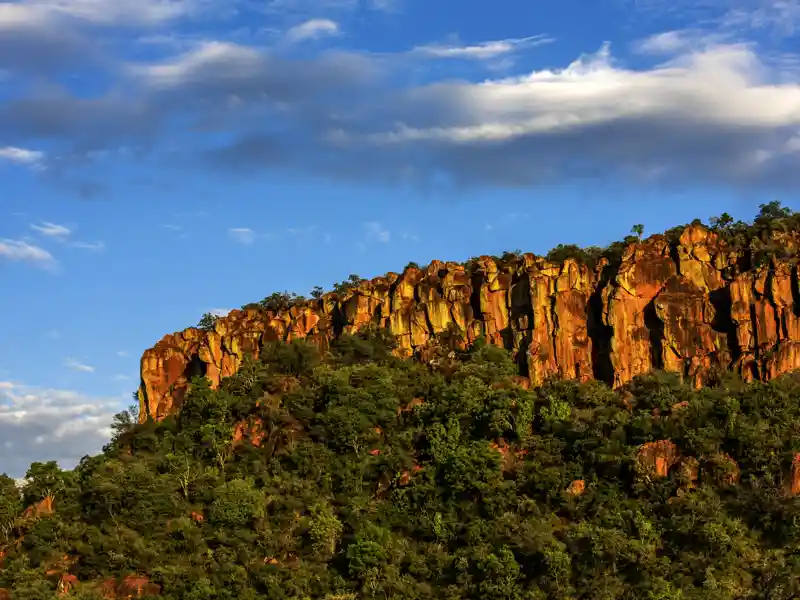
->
[139,223,800,422]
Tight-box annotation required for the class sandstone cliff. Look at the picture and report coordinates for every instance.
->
[138,223,800,422]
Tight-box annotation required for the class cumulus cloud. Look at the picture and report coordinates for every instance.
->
[64,358,95,373]
[228,227,255,244]
[1,2,800,193]
[0,146,44,165]
[0,239,56,267]
[0,0,207,27]
[0,380,122,478]
[285,18,340,43]
[323,41,800,188]
[30,221,71,238]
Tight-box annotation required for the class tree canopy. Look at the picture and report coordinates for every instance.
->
[2,331,800,599]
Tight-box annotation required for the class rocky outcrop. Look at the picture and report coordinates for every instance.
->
[138,223,800,422]
[635,440,680,479]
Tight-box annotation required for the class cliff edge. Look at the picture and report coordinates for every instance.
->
[138,221,800,422]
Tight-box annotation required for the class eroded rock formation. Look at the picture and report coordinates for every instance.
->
[138,223,800,422]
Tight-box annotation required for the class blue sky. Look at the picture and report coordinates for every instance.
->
[1,0,799,477]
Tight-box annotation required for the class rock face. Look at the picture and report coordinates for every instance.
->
[138,223,800,422]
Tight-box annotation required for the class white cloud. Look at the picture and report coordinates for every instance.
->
[364,221,390,243]
[720,0,800,36]
[30,221,71,238]
[0,0,205,27]
[130,41,266,90]
[632,29,725,55]
[209,307,232,317]
[116,350,129,357]
[64,358,95,373]
[3,6,800,193]
[413,35,554,60]
[319,41,800,187]
[228,227,255,244]
[0,380,123,478]
[285,18,340,43]
[0,239,56,267]
[112,374,130,381]
[69,241,105,251]
[0,146,44,165]
[369,0,400,11]
[286,225,317,236]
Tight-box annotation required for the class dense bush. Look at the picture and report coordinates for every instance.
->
[2,335,800,599]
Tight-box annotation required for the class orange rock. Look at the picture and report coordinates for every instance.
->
[121,576,159,598]
[190,511,204,523]
[790,454,800,496]
[566,479,585,496]
[232,418,265,448]
[636,440,680,479]
[138,224,800,421]
[22,495,54,520]
[57,573,79,596]
[397,397,425,416]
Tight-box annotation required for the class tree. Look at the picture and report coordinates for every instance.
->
[197,312,218,331]
[709,212,735,234]
[631,224,644,239]
[757,200,792,221]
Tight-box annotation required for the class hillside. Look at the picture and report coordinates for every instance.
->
[2,203,800,599]
[3,332,800,599]
[140,202,800,422]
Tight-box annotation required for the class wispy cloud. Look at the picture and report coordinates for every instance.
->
[286,225,318,236]
[209,307,232,317]
[285,18,340,43]
[228,227,255,244]
[111,374,130,381]
[400,231,420,242]
[413,35,554,60]
[64,358,94,373]
[0,239,56,268]
[364,221,390,243]
[69,241,105,251]
[30,221,71,238]
[721,0,800,36]
[369,0,400,11]
[116,350,129,357]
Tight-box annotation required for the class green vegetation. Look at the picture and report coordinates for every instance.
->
[331,275,365,296]
[3,333,800,599]
[546,201,798,269]
[197,312,219,331]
